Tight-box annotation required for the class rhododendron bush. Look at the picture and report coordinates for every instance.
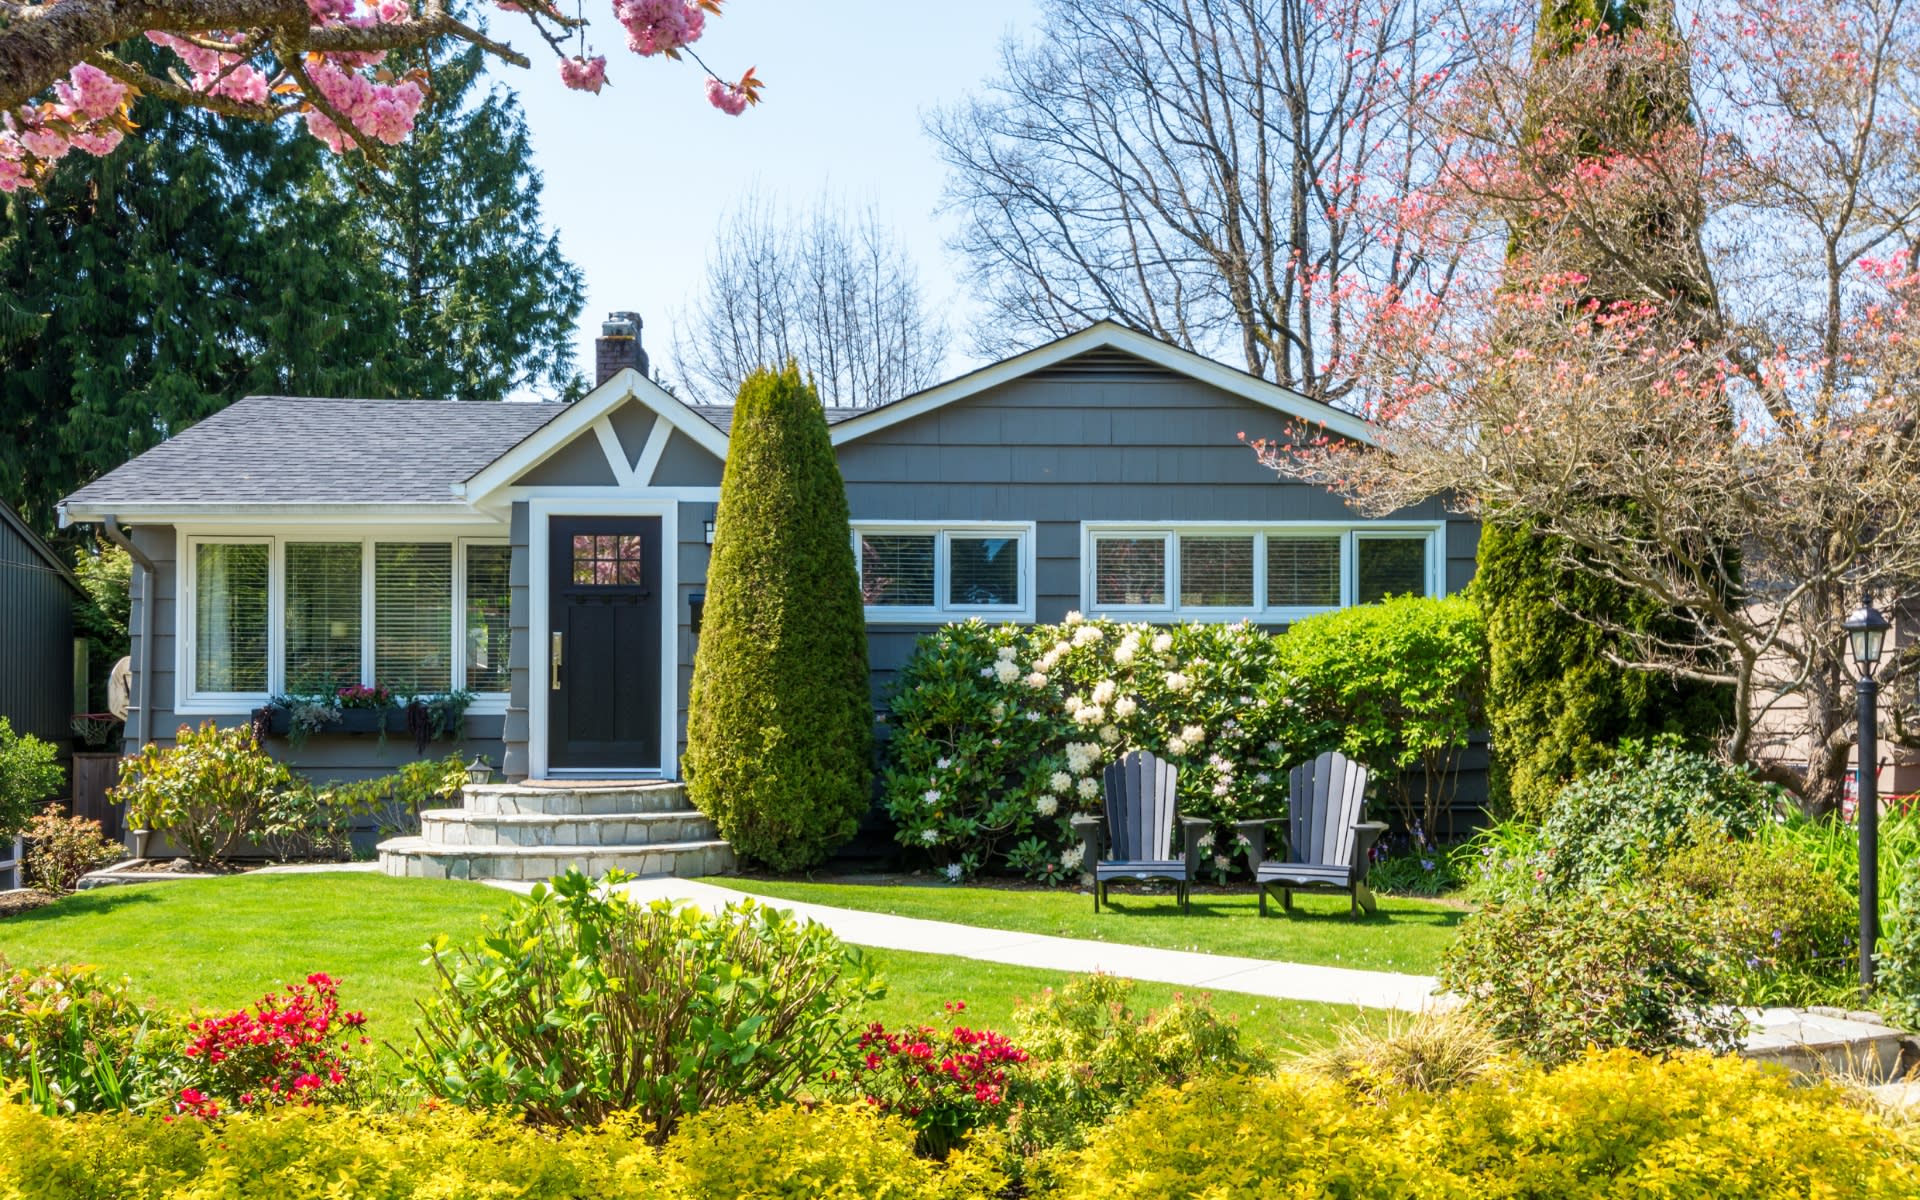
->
[0,0,760,193]
[883,616,1333,882]
[175,973,367,1118]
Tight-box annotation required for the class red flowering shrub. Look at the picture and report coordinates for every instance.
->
[174,973,366,1118]
[849,1003,1030,1155]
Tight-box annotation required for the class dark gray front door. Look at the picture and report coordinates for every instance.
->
[548,515,662,771]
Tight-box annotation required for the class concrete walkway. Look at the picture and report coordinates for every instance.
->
[488,875,1442,1011]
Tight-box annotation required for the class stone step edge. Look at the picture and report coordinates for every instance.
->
[376,836,731,858]
[466,782,686,796]
[421,808,710,825]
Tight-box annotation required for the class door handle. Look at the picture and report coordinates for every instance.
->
[550,631,563,690]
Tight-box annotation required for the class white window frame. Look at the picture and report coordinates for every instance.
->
[852,521,1038,624]
[177,527,512,715]
[1080,521,1446,623]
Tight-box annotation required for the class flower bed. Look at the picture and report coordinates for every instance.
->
[883,616,1334,881]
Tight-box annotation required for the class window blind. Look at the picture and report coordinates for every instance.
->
[465,544,512,693]
[1267,536,1342,607]
[1179,536,1254,607]
[1094,537,1167,606]
[948,535,1020,607]
[284,542,363,693]
[194,542,269,693]
[860,534,936,607]
[375,543,452,694]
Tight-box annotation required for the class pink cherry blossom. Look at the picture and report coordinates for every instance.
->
[613,0,705,57]
[54,64,130,121]
[706,76,748,115]
[558,55,609,93]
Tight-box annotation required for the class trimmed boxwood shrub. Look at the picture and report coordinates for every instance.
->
[683,363,872,870]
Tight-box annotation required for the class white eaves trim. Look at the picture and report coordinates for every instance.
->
[826,321,1379,448]
[58,501,504,529]
[457,367,731,504]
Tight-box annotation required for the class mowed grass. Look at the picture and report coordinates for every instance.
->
[709,877,1467,975]
[0,874,1378,1055]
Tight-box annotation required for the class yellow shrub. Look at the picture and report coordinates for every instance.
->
[660,1102,1003,1200]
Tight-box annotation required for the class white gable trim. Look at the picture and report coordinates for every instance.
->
[458,368,730,504]
[591,417,639,487]
[632,415,674,485]
[826,322,1378,448]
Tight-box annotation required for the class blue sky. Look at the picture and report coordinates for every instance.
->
[505,0,1043,390]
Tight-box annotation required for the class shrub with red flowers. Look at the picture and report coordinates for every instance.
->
[847,1003,1030,1156]
[174,973,366,1118]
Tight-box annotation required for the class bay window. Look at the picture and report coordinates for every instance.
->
[854,523,1035,621]
[182,534,510,707]
[1084,523,1441,620]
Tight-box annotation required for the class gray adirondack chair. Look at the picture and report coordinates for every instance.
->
[1070,750,1209,914]
[1236,751,1388,917]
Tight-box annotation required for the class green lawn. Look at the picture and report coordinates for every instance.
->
[0,874,1378,1055]
[708,877,1466,975]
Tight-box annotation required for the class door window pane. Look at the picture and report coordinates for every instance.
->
[1179,536,1254,607]
[465,544,512,693]
[861,534,935,606]
[375,543,452,694]
[1095,537,1167,606]
[1267,536,1342,607]
[1356,536,1430,604]
[194,542,268,693]
[284,542,363,693]
[949,536,1021,607]
[572,533,643,585]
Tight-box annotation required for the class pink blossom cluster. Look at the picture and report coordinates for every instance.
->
[612,0,706,56]
[145,33,271,106]
[559,55,610,93]
[706,76,749,115]
[173,972,367,1120]
[0,63,129,192]
[303,61,427,152]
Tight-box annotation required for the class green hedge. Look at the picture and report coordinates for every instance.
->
[683,364,872,871]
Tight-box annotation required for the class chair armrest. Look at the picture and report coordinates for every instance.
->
[1070,814,1104,875]
[1179,816,1211,877]
[1235,818,1276,873]
[1351,821,1389,883]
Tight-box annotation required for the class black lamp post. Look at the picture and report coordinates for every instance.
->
[1844,593,1890,992]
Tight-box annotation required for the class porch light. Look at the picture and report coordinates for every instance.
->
[705,519,716,546]
[1845,594,1890,677]
[465,755,493,786]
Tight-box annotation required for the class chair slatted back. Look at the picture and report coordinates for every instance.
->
[1287,751,1370,867]
[1102,750,1179,861]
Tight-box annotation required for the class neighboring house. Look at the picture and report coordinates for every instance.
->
[57,321,1480,794]
[0,502,81,752]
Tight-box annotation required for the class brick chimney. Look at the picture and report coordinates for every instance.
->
[595,311,649,387]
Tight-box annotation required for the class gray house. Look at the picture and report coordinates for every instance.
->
[57,321,1477,871]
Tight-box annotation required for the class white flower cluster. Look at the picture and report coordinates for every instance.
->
[1164,671,1191,692]
[1064,741,1102,774]
[1059,844,1085,870]
[1113,696,1138,719]
[1152,633,1174,654]
[1049,771,1072,793]
[1091,679,1117,706]
[1099,724,1120,744]
[1182,723,1205,745]
[994,658,1021,684]
[1072,624,1104,647]
[1078,777,1102,800]
[923,788,941,807]
[1035,793,1059,817]
[1114,631,1140,666]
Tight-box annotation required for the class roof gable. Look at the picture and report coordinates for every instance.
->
[0,503,80,593]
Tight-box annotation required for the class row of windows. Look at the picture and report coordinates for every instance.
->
[852,522,1443,622]
[189,537,510,702]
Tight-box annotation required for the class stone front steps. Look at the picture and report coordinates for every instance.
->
[377,781,735,883]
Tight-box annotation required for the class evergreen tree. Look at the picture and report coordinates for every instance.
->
[683,364,872,870]
[1479,0,1729,819]
[342,44,585,402]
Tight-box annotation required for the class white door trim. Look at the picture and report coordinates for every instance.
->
[527,497,680,781]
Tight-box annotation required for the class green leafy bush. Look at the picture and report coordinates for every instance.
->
[1647,830,1855,1006]
[259,753,469,859]
[1473,520,1729,822]
[1004,974,1266,1173]
[0,961,181,1116]
[684,363,872,871]
[1879,868,1920,1030]
[1534,736,1779,894]
[404,868,880,1138]
[0,717,64,846]
[1437,888,1743,1064]
[1275,595,1486,839]
[1060,1051,1920,1199]
[884,617,1331,880]
[113,722,293,865]
[23,805,120,893]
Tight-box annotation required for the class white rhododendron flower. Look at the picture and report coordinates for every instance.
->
[1181,724,1205,745]
[1074,705,1105,725]
[923,789,941,807]
[1255,772,1272,785]
[1113,640,1137,666]
[1265,740,1282,752]
[1050,771,1072,793]
[1166,736,1188,755]
[1060,845,1084,870]
[994,660,1020,684]
[1165,671,1190,692]
[1026,711,1045,722]
[1113,696,1138,719]
[1065,742,1101,774]
[936,757,952,770]
[1025,672,1049,689]
[979,667,994,678]
[1152,633,1174,654]
[1213,854,1231,871]
[1077,777,1101,799]
[1196,832,1214,849]
[1099,725,1120,744]
[1035,793,1059,817]
[1091,679,1117,705]
[1065,610,1085,626]
[1213,781,1230,796]
[921,828,939,844]
[990,702,1006,721]
[997,645,1017,662]
[1072,624,1103,646]
[945,862,964,881]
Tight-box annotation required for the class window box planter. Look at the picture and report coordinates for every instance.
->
[252,705,403,739]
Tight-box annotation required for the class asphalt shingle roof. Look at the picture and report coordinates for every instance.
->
[64,395,570,508]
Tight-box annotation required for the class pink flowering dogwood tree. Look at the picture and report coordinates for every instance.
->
[0,0,760,192]
[1251,0,1920,813]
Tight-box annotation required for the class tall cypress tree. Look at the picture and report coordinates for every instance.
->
[1478,0,1729,819]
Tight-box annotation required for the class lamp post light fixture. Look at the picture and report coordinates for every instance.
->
[1844,592,1891,992]
[464,754,494,788]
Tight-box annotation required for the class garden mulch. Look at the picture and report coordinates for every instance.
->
[0,889,55,920]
